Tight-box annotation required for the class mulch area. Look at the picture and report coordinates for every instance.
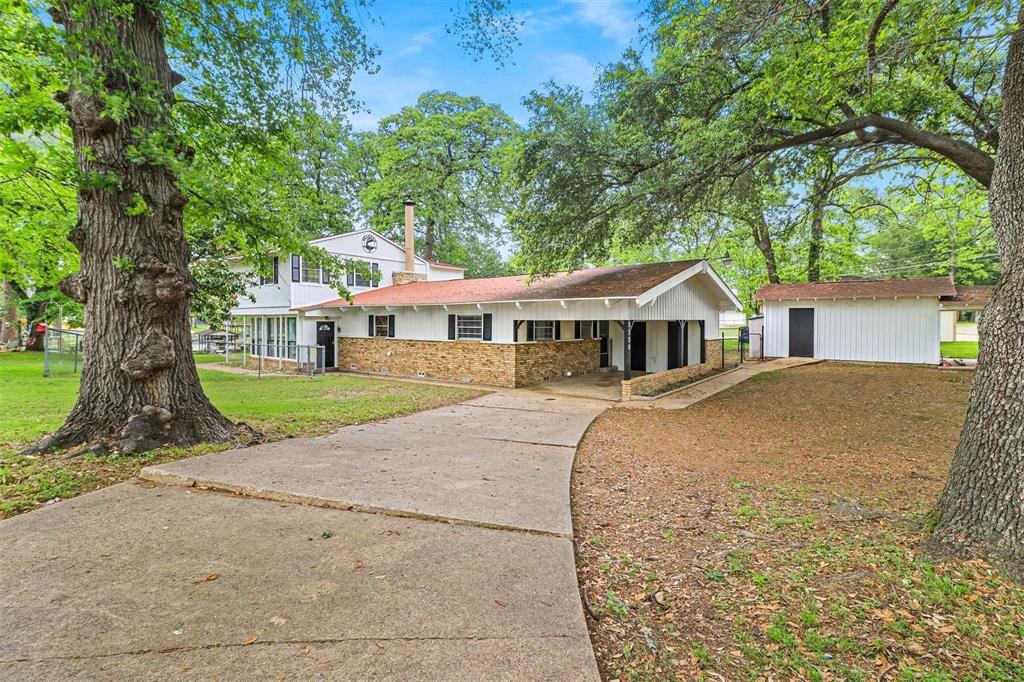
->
[572,362,1024,681]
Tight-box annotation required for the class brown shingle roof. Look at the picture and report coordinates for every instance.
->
[940,285,995,307]
[755,276,956,301]
[302,260,703,308]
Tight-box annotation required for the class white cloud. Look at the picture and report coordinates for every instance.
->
[349,68,435,131]
[394,30,436,57]
[543,52,598,88]
[565,0,636,45]
[515,6,573,38]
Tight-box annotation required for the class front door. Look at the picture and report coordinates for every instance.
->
[788,308,815,357]
[630,321,646,372]
[667,320,681,369]
[316,321,336,368]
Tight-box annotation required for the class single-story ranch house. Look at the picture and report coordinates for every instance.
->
[302,258,741,391]
[754,277,993,364]
[229,203,742,393]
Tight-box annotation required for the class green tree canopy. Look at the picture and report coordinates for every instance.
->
[349,90,520,276]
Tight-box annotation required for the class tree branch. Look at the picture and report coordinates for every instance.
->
[745,115,994,187]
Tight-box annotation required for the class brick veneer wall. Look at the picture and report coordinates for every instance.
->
[620,339,723,400]
[337,337,600,387]
[513,339,600,386]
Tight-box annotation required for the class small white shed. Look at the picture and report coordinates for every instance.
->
[755,277,958,365]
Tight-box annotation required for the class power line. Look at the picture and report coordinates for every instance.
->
[845,252,1000,278]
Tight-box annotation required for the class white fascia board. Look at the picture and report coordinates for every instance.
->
[636,261,743,311]
[702,263,744,312]
[230,306,293,316]
[636,262,705,307]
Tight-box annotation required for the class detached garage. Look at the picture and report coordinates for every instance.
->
[755,277,958,365]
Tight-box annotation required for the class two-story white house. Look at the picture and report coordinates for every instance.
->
[228,206,465,368]
[229,202,741,397]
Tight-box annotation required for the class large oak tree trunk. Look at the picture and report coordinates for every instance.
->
[32,3,233,455]
[751,208,781,284]
[929,9,1024,578]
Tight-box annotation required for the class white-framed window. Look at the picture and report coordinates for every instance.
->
[348,262,379,288]
[456,314,483,340]
[579,321,593,339]
[374,315,390,337]
[286,317,297,359]
[301,260,320,283]
[533,320,555,341]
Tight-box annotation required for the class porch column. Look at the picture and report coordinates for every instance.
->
[616,320,633,380]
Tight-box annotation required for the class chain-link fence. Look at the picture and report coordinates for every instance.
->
[235,342,326,378]
[719,327,763,369]
[42,327,84,376]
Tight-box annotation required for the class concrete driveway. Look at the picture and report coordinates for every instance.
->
[0,391,607,681]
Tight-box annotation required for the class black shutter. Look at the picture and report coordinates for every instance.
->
[592,320,599,338]
[699,320,706,363]
[513,319,519,341]
[346,268,354,287]
[554,321,561,341]
[272,256,279,284]
[368,315,375,337]
[574,321,581,339]
[527,321,535,341]
[371,263,379,288]
[291,255,300,282]
[482,313,492,341]
[388,314,395,338]
[448,314,456,340]
[320,265,328,284]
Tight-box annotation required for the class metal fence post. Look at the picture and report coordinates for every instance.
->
[42,328,51,377]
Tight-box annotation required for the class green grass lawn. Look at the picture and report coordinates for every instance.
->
[0,351,482,517]
[941,341,979,359]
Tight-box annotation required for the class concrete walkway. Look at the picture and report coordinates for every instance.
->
[620,356,820,410]
[0,392,608,680]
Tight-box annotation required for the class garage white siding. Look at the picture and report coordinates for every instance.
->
[763,298,940,365]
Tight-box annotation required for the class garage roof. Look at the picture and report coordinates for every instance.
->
[300,259,742,309]
[940,285,995,308]
[756,276,956,301]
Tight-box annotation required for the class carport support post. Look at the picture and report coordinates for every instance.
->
[616,320,633,381]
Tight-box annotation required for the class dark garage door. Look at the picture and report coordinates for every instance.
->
[788,308,814,357]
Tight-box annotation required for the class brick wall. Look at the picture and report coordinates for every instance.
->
[620,340,723,400]
[705,338,723,369]
[392,271,427,286]
[513,339,600,386]
[337,337,600,387]
[339,337,516,385]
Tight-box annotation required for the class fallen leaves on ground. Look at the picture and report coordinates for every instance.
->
[572,363,1024,681]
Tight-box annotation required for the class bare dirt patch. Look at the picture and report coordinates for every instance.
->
[572,362,1024,681]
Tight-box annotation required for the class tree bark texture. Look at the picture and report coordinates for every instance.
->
[0,283,20,348]
[807,167,830,282]
[424,218,436,261]
[33,3,233,454]
[930,8,1024,578]
[751,207,781,284]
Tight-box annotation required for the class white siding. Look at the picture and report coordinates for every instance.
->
[686,320,702,365]
[762,298,940,364]
[229,229,464,317]
[940,310,957,342]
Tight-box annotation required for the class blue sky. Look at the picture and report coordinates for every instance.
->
[348,0,643,130]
